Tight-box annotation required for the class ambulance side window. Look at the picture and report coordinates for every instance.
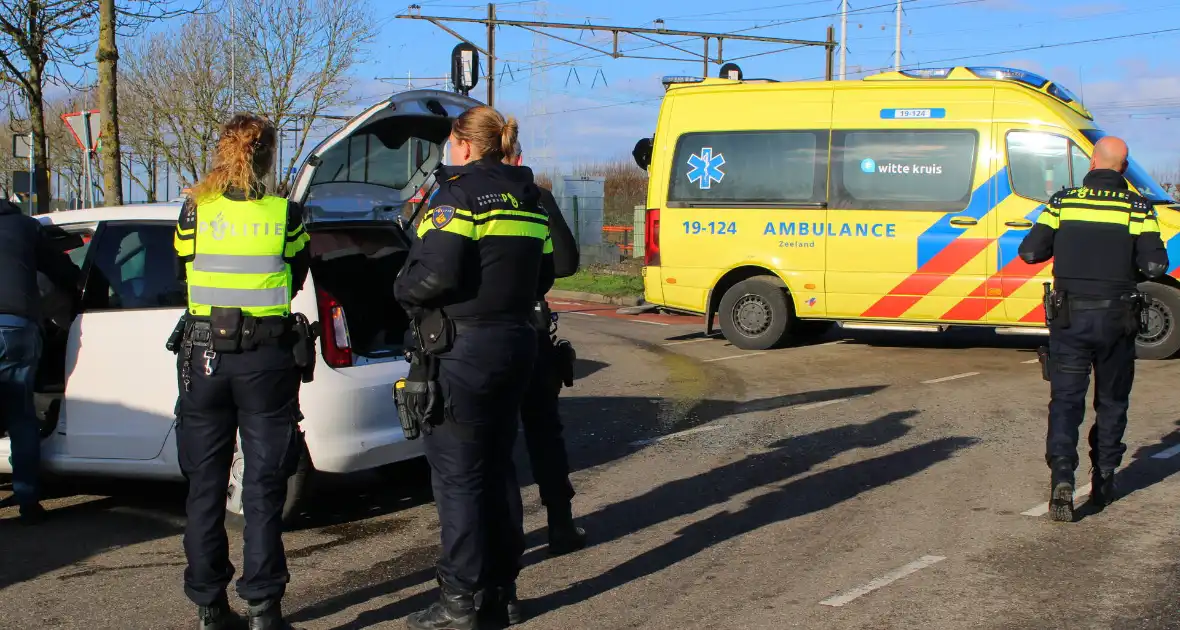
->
[667,130,828,206]
[1007,131,1072,202]
[1070,144,1091,188]
[830,130,977,211]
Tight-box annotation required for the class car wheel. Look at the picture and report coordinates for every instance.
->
[718,277,792,351]
[1136,282,1180,360]
[226,432,313,530]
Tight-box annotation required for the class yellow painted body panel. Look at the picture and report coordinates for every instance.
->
[643,71,1178,329]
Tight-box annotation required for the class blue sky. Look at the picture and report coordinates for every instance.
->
[336,0,1180,174]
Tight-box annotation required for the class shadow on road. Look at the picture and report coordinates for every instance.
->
[525,431,977,618]
[553,385,889,480]
[294,410,974,627]
[0,478,185,590]
[1074,420,1180,522]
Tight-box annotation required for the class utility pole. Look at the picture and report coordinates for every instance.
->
[826,26,835,81]
[894,0,903,71]
[487,3,496,106]
[840,0,848,80]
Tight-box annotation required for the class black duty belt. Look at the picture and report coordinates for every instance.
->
[1069,298,1124,310]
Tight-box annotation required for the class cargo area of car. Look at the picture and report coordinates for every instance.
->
[308,226,411,363]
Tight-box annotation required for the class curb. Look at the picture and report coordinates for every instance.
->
[547,290,642,307]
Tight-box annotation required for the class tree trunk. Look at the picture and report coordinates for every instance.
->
[97,0,124,206]
[27,76,50,215]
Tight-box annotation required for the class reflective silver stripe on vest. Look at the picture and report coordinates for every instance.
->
[189,286,289,308]
[192,253,286,274]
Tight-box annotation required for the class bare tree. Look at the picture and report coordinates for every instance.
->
[121,14,232,186]
[233,0,377,191]
[0,1,97,213]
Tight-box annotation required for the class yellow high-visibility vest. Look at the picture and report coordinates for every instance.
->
[178,194,304,318]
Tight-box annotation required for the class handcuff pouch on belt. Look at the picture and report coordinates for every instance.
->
[393,309,450,440]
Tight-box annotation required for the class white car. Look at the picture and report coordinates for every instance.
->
[0,90,481,522]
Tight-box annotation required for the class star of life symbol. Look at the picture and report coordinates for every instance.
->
[687,147,725,190]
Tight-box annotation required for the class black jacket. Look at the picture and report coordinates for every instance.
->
[1019,169,1169,297]
[395,159,554,321]
[539,188,579,279]
[0,201,81,322]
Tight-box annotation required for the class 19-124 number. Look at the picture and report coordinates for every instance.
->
[683,221,737,235]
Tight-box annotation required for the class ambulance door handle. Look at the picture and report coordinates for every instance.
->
[1005,220,1034,228]
[949,217,977,226]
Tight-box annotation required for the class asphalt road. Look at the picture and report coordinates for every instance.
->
[5,302,1180,629]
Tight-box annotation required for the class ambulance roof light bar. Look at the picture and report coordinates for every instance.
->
[662,76,706,88]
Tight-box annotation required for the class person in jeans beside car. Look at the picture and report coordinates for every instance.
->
[0,199,80,523]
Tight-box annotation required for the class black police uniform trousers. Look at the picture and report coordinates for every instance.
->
[1046,303,1137,473]
[176,343,303,607]
[519,327,576,508]
[426,321,536,594]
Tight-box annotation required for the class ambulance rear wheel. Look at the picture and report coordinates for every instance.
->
[1136,282,1180,360]
[719,277,792,350]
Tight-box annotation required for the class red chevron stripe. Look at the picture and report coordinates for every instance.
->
[861,238,991,319]
[1020,303,1045,323]
[939,258,1052,321]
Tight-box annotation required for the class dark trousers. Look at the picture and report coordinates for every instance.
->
[176,345,302,607]
[1046,305,1137,474]
[0,318,41,507]
[520,332,575,508]
[426,323,535,593]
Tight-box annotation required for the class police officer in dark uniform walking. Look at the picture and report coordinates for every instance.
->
[395,106,553,630]
[173,114,311,629]
[1019,135,1168,523]
[505,142,587,555]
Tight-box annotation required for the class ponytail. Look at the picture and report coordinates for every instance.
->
[451,105,519,162]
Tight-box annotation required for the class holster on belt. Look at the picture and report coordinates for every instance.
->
[555,338,576,388]
[1042,282,1069,328]
[393,344,441,440]
[1036,346,1050,382]
[291,313,317,383]
[1124,292,1151,336]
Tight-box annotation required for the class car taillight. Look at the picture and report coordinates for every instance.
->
[315,288,352,368]
[644,208,661,266]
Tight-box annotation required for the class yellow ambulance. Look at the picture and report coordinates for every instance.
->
[634,66,1180,358]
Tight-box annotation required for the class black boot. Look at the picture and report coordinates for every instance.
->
[407,581,478,630]
[1048,457,1075,523]
[479,584,522,627]
[546,503,586,556]
[247,599,292,630]
[197,593,244,630]
[1090,469,1118,510]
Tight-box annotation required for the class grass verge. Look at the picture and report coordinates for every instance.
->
[553,269,644,297]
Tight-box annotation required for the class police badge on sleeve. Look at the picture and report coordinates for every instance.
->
[431,205,456,229]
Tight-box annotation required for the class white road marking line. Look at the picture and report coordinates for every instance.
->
[567,311,599,317]
[631,319,670,326]
[1021,483,1093,517]
[818,340,847,346]
[550,301,577,305]
[819,556,946,607]
[921,372,979,384]
[662,336,721,346]
[703,352,767,363]
[795,398,850,411]
[1022,359,1040,364]
[1152,444,1180,459]
[628,424,725,447]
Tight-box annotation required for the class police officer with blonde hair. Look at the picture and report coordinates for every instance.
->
[173,113,311,629]
[395,105,553,630]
